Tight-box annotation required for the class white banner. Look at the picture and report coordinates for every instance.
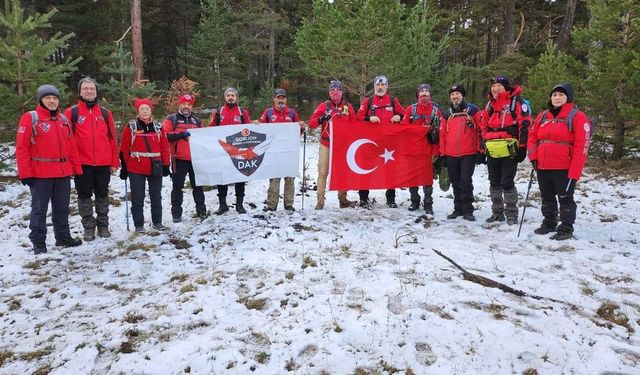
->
[190,123,300,186]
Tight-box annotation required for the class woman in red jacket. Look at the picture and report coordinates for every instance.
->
[119,99,170,232]
[527,83,590,240]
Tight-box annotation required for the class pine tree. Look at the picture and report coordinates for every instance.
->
[0,0,81,126]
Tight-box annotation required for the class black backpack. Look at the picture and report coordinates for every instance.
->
[365,95,396,116]
[265,107,296,122]
[70,105,114,140]
[538,107,595,139]
[212,105,246,126]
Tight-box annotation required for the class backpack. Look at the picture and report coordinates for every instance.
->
[365,95,396,116]
[168,113,202,128]
[485,96,531,123]
[324,100,350,117]
[539,107,595,139]
[409,103,440,144]
[28,111,71,144]
[128,120,162,146]
[265,107,296,123]
[212,105,246,126]
[70,105,113,140]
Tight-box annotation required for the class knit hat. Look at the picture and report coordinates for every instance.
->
[374,75,388,85]
[134,98,153,111]
[178,94,195,105]
[37,85,59,101]
[224,87,238,96]
[449,84,466,97]
[491,75,510,90]
[274,88,287,97]
[415,83,432,98]
[550,83,573,103]
[329,80,343,90]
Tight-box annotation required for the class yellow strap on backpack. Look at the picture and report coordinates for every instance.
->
[485,138,518,159]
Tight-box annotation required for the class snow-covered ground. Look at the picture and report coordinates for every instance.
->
[0,141,638,374]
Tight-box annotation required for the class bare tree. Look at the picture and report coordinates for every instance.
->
[556,0,577,51]
[130,0,144,81]
[503,0,516,54]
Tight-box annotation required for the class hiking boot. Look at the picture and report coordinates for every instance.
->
[215,203,229,215]
[55,237,82,247]
[339,198,356,208]
[359,199,370,208]
[486,212,506,223]
[97,226,111,238]
[463,213,476,221]
[33,243,47,255]
[506,216,518,225]
[198,212,209,220]
[424,206,434,216]
[83,228,95,242]
[284,205,295,211]
[550,230,573,241]
[235,197,246,214]
[263,206,276,212]
[386,199,398,208]
[135,226,145,233]
[447,210,463,219]
[173,216,182,223]
[534,224,557,235]
[153,223,166,230]
[408,202,421,211]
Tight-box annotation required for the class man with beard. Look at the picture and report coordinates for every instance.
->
[164,94,207,222]
[209,87,251,214]
[356,75,404,208]
[64,77,118,241]
[16,85,83,254]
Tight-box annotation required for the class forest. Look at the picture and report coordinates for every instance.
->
[1,0,638,159]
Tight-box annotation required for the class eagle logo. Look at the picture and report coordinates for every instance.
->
[218,128,273,176]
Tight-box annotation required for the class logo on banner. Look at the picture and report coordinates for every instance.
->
[346,138,395,175]
[218,128,273,176]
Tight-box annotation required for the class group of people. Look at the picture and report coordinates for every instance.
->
[15,74,590,255]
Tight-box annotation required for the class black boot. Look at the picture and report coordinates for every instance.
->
[236,196,246,214]
[550,230,573,241]
[55,236,82,247]
[447,210,463,219]
[534,224,557,235]
[408,201,421,211]
[33,243,47,255]
[215,199,229,215]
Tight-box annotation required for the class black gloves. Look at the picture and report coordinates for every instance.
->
[516,148,527,163]
[180,131,191,139]
[317,114,331,124]
[21,178,34,187]
[475,153,487,165]
[119,167,128,180]
[505,125,519,138]
[163,166,171,177]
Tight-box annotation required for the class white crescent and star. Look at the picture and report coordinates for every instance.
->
[346,138,395,175]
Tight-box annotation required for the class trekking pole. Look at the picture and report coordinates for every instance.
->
[301,129,307,210]
[517,167,536,237]
[124,178,130,231]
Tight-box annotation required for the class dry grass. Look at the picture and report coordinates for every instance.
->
[238,297,268,310]
[596,302,634,333]
[0,350,14,366]
[586,158,640,181]
[19,346,54,361]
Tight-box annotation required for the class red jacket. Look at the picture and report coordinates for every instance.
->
[401,101,442,156]
[16,105,82,179]
[63,101,118,168]
[208,104,251,126]
[259,106,300,123]
[440,102,483,157]
[120,119,170,176]
[309,99,355,147]
[479,85,531,148]
[357,94,404,122]
[163,113,202,161]
[527,103,590,180]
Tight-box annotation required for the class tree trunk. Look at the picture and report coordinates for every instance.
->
[611,118,626,160]
[503,0,515,55]
[130,0,144,81]
[556,0,577,51]
[268,27,275,87]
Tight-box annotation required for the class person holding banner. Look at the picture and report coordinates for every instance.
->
[308,80,356,210]
[164,94,207,222]
[209,87,251,214]
[256,88,306,211]
[401,84,443,216]
[356,75,404,208]
[119,99,170,232]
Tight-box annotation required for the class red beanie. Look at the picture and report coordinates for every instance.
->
[178,94,195,105]
[134,98,153,111]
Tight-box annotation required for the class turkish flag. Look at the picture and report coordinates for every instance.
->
[328,119,431,190]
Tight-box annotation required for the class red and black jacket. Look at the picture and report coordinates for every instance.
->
[163,113,202,161]
[440,102,483,157]
[208,104,251,126]
[356,94,404,122]
[401,101,442,156]
[120,118,170,176]
[63,101,118,168]
[480,85,531,149]
[309,99,355,147]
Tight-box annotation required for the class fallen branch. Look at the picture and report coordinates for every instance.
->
[432,249,575,308]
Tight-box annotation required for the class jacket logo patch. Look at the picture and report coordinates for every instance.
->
[18,126,26,133]
[233,115,241,123]
[584,122,590,133]
[78,115,86,124]
[270,115,278,123]
[39,123,51,132]
[521,103,529,113]
[218,128,273,177]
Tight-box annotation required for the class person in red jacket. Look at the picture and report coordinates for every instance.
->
[440,84,484,221]
[256,88,306,211]
[16,84,83,254]
[356,75,404,208]
[479,75,531,225]
[208,87,251,214]
[527,83,590,240]
[64,77,118,241]
[401,84,443,216]
[164,94,207,222]
[308,80,356,210]
[119,98,170,232]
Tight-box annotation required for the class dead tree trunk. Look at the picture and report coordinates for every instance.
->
[556,0,577,51]
[503,0,516,54]
[130,0,144,82]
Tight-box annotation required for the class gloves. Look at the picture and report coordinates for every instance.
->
[180,131,191,139]
[317,114,331,124]
[163,166,171,177]
[516,148,527,163]
[531,160,538,169]
[21,178,34,187]
[119,167,128,180]
[505,125,519,138]
[475,153,487,165]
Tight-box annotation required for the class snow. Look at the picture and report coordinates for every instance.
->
[1,140,639,374]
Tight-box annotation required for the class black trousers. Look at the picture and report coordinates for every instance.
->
[29,177,71,245]
[217,182,245,200]
[447,155,476,214]
[171,159,206,218]
[359,189,395,202]
[74,165,111,199]
[536,169,577,232]
[487,156,518,190]
[129,172,163,227]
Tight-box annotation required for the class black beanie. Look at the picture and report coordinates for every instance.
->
[37,85,59,101]
[491,75,510,90]
[449,84,466,97]
[550,83,574,103]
